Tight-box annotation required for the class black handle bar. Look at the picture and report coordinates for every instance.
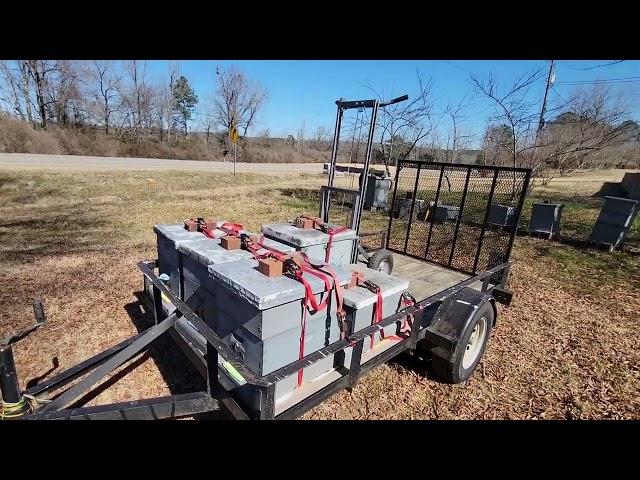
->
[380,94,409,107]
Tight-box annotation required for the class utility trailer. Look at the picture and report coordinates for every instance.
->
[0,96,531,420]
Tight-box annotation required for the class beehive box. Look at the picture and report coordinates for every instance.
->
[488,204,518,227]
[590,196,639,250]
[154,224,215,295]
[529,203,563,237]
[261,223,357,266]
[176,234,295,330]
[341,264,411,356]
[434,204,460,222]
[208,258,351,411]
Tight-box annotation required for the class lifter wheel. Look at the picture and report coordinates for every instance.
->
[367,249,394,274]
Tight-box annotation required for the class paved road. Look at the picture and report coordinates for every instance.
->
[0,153,326,174]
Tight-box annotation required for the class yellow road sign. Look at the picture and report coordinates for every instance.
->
[230,124,239,144]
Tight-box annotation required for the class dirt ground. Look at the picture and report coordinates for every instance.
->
[1,167,638,419]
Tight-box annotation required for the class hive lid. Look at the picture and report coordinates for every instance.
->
[261,223,357,247]
[254,235,296,254]
[154,224,208,245]
[208,259,352,310]
[178,237,253,265]
[341,264,410,310]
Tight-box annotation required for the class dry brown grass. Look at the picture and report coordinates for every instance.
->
[1,168,638,419]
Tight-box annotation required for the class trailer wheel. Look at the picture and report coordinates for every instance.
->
[367,249,394,274]
[431,301,494,384]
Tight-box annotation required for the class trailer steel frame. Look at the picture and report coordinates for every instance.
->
[0,95,531,421]
[3,255,512,421]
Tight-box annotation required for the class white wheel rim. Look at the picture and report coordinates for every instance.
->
[462,317,488,370]
[378,260,390,273]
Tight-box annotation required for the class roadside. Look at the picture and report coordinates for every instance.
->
[0,152,326,174]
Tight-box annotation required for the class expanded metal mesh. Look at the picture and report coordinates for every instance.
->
[386,161,530,275]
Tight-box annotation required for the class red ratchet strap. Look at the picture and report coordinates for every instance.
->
[354,277,384,349]
[324,225,349,263]
[242,235,345,317]
[200,227,217,239]
[296,251,345,316]
[195,220,245,239]
[298,307,307,386]
[380,292,416,342]
[219,222,244,236]
[298,215,349,263]
[356,279,416,347]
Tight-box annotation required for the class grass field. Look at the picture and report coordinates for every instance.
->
[1,168,639,419]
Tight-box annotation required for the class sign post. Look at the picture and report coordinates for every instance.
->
[230,123,239,176]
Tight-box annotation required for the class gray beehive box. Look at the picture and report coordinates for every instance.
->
[590,196,639,251]
[176,234,295,329]
[364,174,392,209]
[341,264,410,356]
[208,258,351,411]
[393,194,425,220]
[529,203,563,239]
[434,204,460,222]
[488,204,518,227]
[154,224,214,295]
[261,223,357,266]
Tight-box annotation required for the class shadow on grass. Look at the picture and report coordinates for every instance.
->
[124,292,206,395]
[0,202,112,268]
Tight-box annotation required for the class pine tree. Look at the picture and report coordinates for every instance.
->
[171,76,198,136]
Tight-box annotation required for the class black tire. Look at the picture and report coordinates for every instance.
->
[431,301,494,384]
[367,249,394,274]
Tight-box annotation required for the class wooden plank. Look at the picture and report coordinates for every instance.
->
[390,254,471,302]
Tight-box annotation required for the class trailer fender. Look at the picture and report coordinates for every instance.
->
[422,287,496,354]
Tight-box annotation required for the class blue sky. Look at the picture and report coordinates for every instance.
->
[146,60,640,148]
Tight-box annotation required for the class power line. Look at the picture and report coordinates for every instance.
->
[441,60,477,76]
[550,86,569,104]
[574,60,626,71]
[555,76,640,85]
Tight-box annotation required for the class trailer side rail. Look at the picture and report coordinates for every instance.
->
[386,160,531,280]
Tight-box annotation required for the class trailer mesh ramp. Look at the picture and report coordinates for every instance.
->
[386,161,530,275]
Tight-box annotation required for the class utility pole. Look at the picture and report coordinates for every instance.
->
[537,60,556,134]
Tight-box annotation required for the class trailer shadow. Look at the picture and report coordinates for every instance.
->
[123,292,207,396]
[387,351,435,380]
[67,293,207,411]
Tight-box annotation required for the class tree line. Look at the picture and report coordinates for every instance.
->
[1,60,638,180]
[0,61,266,148]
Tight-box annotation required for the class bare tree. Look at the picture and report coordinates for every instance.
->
[86,61,121,134]
[162,61,180,144]
[0,61,26,120]
[214,66,267,138]
[119,60,158,141]
[439,95,474,163]
[313,126,329,150]
[23,60,58,128]
[535,85,633,177]
[368,71,435,176]
[471,69,544,169]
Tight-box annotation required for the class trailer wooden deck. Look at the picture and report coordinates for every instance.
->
[392,254,471,301]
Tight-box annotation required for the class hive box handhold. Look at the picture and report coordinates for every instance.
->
[257,257,283,277]
[295,217,315,229]
[221,236,241,250]
[184,219,198,231]
[203,218,217,230]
